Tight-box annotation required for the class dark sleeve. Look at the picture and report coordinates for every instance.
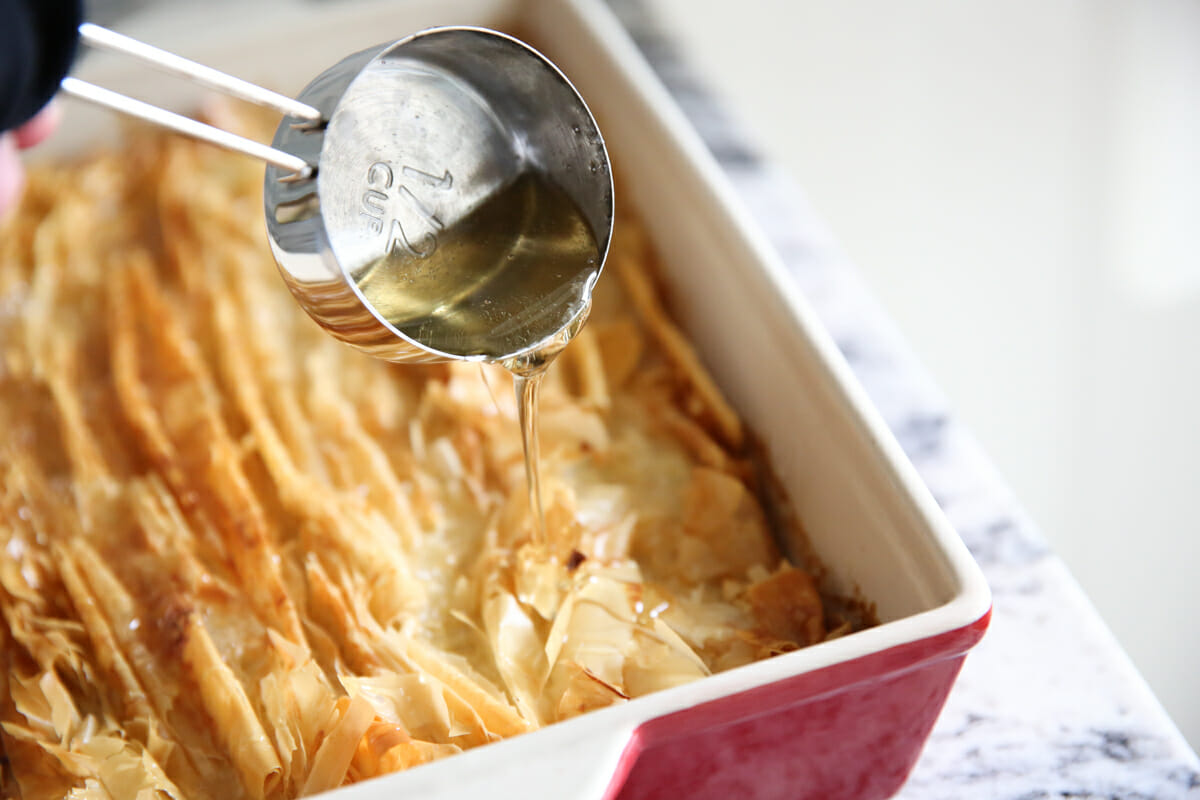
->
[0,0,82,131]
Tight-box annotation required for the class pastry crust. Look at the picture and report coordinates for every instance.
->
[0,119,834,799]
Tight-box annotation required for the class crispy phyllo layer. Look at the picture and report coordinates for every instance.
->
[0,116,834,798]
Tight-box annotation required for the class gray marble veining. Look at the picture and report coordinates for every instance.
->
[608,0,1200,796]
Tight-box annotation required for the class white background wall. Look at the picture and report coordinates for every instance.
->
[646,0,1200,747]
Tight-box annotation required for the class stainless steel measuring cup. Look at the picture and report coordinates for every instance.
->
[63,24,613,365]
[264,28,613,364]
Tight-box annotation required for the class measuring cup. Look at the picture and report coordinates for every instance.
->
[265,28,613,364]
[63,24,613,365]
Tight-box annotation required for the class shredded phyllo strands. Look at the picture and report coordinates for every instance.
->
[0,115,843,799]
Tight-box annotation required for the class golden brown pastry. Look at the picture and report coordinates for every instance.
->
[0,115,831,799]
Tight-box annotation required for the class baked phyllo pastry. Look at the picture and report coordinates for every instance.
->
[0,117,859,799]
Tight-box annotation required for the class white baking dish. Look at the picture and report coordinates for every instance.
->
[48,1,992,797]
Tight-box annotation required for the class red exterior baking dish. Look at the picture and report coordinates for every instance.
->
[609,612,990,800]
[54,0,993,797]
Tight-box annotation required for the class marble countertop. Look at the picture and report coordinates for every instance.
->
[609,1,1200,797]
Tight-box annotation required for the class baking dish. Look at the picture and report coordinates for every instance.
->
[47,0,992,797]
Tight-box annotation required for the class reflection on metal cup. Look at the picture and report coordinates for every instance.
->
[264,27,614,365]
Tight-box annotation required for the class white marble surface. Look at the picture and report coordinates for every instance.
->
[608,0,1200,796]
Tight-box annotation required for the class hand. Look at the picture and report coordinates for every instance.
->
[0,102,60,217]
